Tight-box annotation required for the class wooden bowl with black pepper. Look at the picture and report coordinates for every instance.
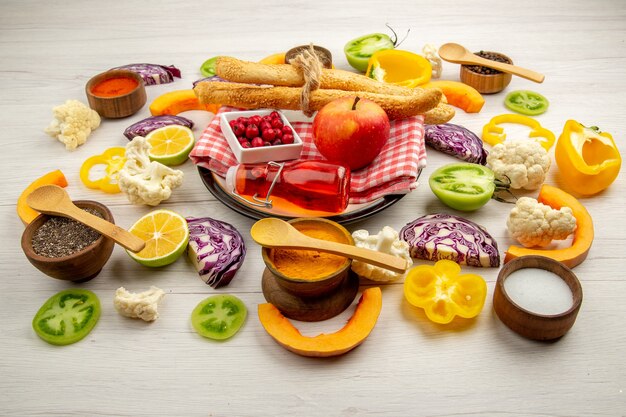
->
[21,200,115,282]
[460,51,513,94]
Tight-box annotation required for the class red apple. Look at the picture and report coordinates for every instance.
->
[312,96,390,170]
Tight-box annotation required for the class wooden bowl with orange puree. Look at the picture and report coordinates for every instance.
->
[86,69,146,118]
[262,218,354,298]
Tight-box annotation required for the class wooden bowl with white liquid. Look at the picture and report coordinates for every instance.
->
[493,255,583,341]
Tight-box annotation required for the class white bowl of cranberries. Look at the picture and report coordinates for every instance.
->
[220,109,303,164]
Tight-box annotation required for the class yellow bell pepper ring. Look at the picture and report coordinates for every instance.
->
[365,49,432,88]
[555,120,621,195]
[79,147,127,193]
[482,113,555,151]
[403,260,487,324]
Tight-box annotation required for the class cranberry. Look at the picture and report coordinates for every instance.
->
[282,133,294,144]
[271,139,282,146]
[249,115,262,126]
[241,141,252,149]
[229,119,237,129]
[236,117,248,126]
[250,137,265,147]
[270,111,281,119]
[281,125,292,136]
[260,121,273,132]
[273,128,283,139]
[237,136,248,145]
[262,128,276,141]
[271,118,284,129]
[262,115,272,123]
[263,141,271,146]
[232,122,246,136]
[245,124,259,139]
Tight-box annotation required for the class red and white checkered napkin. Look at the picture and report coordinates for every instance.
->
[190,106,427,204]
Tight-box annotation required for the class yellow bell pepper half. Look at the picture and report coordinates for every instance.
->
[366,49,432,88]
[482,113,555,151]
[555,120,621,195]
[404,260,487,324]
[79,147,126,193]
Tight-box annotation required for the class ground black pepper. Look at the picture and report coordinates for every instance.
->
[465,51,512,75]
[32,208,104,258]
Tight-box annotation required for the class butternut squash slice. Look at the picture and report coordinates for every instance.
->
[150,89,220,116]
[504,185,594,268]
[258,53,286,65]
[17,170,68,225]
[423,80,485,113]
[258,287,382,357]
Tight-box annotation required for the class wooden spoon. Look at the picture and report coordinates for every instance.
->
[250,218,408,274]
[438,43,545,83]
[27,185,145,253]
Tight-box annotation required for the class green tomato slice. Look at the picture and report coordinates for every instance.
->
[504,90,549,115]
[191,294,247,340]
[200,56,220,78]
[429,163,496,211]
[344,33,395,72]
[32,289,101,346]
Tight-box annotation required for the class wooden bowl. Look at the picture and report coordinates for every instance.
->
[285,45,333,69]
[261,218,353,298]
[21,201,115,283]
[262,267,359,321]
[460,52,513,94]
[493,256,583,341]
[85,69,146,118]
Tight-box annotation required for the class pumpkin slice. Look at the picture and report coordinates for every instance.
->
[423,80,485,113]
[17,170,68,225]
[150,89,220,116]
[504,185,594,268]
[258,287,382,357]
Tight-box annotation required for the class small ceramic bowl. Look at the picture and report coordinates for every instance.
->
[86,69,147,118]
[21,200,115,283]
[220,109,303,164]
[285,45,333,69]
[493,256,583,341]
[261,218,354,298]
[460,51,513,94]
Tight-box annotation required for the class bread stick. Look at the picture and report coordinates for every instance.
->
[194,81,442,120]
[424,101,455,125]
[216,56,428,97]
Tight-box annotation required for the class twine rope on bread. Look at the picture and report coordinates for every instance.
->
[290,44,322,117]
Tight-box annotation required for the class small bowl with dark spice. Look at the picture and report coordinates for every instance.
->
[21,201,115,282]
[285,45,333,69]
[460,51,513,94]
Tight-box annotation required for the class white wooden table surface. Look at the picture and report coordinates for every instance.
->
[2,0,625,416]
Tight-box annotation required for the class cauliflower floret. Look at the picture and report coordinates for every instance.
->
[351,226,413,282]
[487,139,550,190]
[422,43,442,78]
[114,286,165,322]
[507,197,577,247]
[44,99,101,150]
[118,136,183,206]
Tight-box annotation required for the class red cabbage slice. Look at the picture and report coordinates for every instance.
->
[186,217,247,288]
[111,63,182,85]
[124,115,194,140]
[400,213,500,267]
[425,123,488,165]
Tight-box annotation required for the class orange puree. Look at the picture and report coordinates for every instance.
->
[91,76,139,97]
[271,224,349,280]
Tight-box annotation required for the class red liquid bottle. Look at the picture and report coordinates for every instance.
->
[225,160,351,213]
